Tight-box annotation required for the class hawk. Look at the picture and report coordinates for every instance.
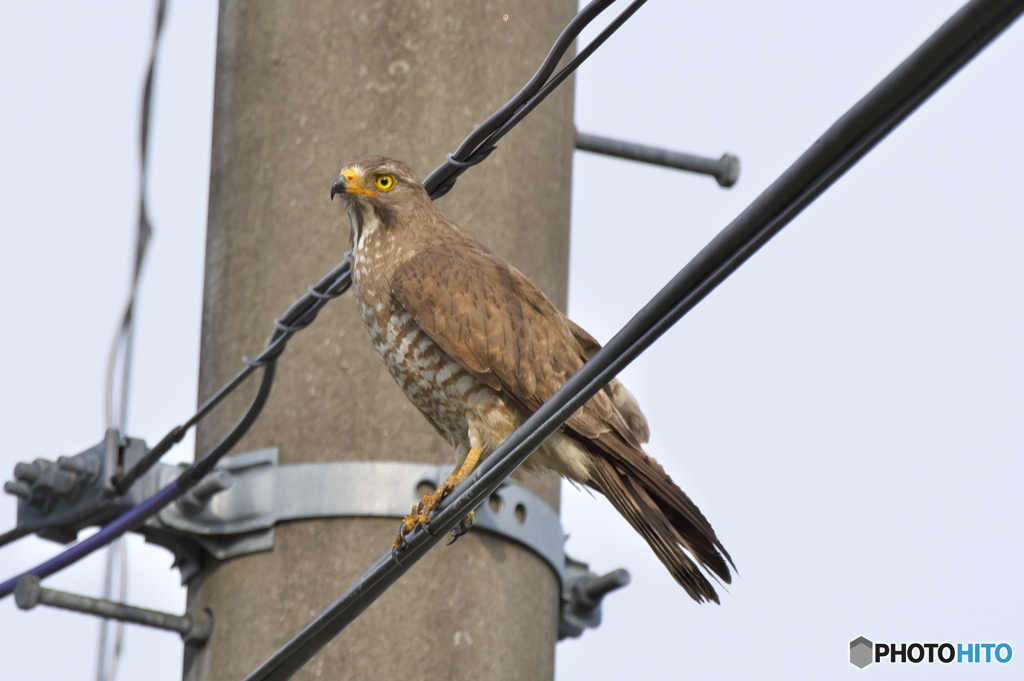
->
[332,156,733,602]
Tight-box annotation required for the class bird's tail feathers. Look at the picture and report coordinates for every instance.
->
[587,452,733,604]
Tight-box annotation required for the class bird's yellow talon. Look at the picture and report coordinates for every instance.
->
[448,510,475,545]
[394,473,470,548]
[394,510,433,549]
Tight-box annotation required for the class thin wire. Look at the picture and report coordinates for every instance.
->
[96,545,115,681]
[97,4,168,679]
[95,538,128,681]
[95,559,125,681]
[105,0,166,432]
[0,527,28,549]
[242,1,1024,678]
[114,540,128,677]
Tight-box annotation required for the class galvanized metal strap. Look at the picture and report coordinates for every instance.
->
[152,449,566,582]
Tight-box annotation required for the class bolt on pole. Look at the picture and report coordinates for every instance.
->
[15,576,210,642]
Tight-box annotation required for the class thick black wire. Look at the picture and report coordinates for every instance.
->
[456,0,616,152]
[422,0,643,198]
[113,258,353,494]
[473,0,648,157]
[242,1,1024,678]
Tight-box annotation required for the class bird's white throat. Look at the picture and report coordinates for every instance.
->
[347,203,382,253]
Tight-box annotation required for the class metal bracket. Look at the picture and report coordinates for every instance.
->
[3,429,147,543]
[142,449,567,585]
[4,439,566,584]
[5,434,629,640]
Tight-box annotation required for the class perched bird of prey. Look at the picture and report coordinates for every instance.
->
[332,156,734,602]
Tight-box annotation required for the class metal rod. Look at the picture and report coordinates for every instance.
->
[575,132,740,187]
[581,569,631,604]
[14,575,210,642]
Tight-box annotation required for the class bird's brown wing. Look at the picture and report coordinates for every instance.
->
[390,241,634,440]
[390,240,733,601]
[563,318,651,445]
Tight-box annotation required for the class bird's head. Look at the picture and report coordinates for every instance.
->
[331,156,429,249]
[331,156,427,208]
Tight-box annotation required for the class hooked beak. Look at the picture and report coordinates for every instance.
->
[331,172,378,200]
[331,174,346,201]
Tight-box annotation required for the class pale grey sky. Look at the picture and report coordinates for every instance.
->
[1,2,1021,679]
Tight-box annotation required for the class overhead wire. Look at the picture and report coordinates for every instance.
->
[0,527,28,549]
[96,2,170,680]
[95,538,128,681]
[241,1,1024,679]
[104,0,164,435]
[421,0,645,196]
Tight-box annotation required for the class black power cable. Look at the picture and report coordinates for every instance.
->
[241,1,1024,679]
[424,0,647,197]
[115,257,354,494]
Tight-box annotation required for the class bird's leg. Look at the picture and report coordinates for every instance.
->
[394,447,483,549]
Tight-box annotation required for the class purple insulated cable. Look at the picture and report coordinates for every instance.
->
[0,481,184,598]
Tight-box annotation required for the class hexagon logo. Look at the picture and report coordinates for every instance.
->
[850,637,874,668]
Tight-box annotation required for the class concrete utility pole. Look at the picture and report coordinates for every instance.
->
[185,2,575,680]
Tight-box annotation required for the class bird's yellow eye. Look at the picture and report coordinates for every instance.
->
[374,174,395,191]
